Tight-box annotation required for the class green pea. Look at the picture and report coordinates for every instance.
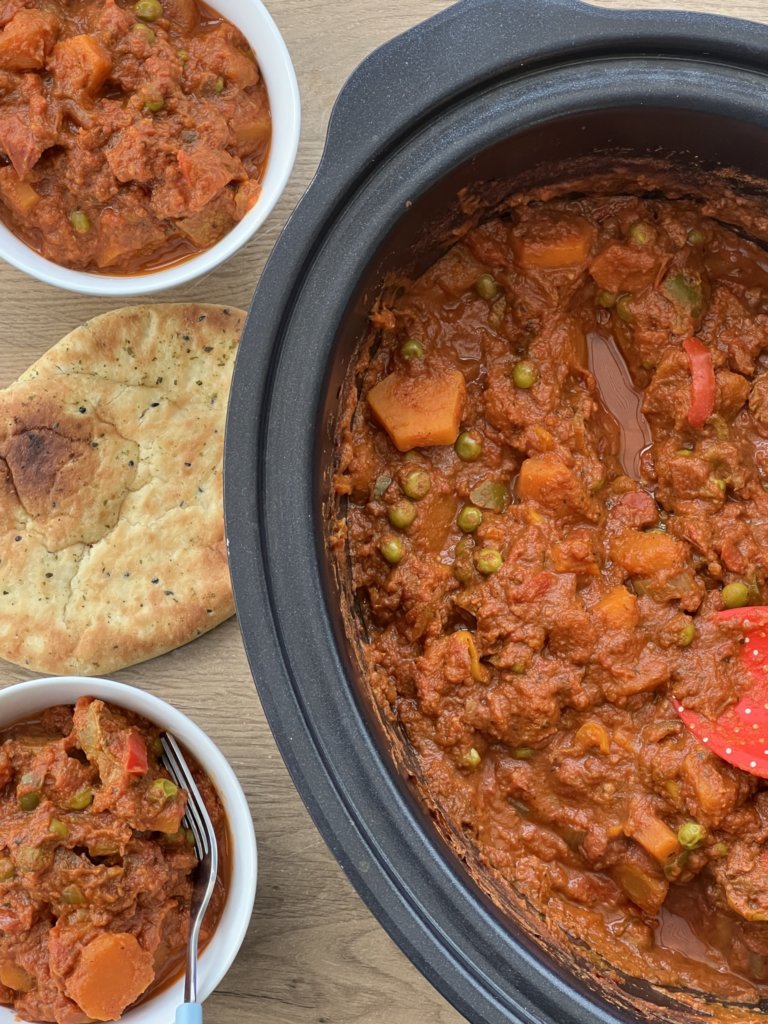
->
[16,846,46,872]
[512,360,537,390]
[88,839,118,857]
[49,818,70,839]
[710,841,729,858]
[69,210,91,234]
[214,76,225,94]
[177,49,189,63]
[0,857,15,882]
[134,0,163,20]
[469,479,507,512]
[144,97,164,113]
[453,563,473,584]
[628,221,655,246]
[151,778,179,800]
[721,581,749,609]
[185,827,195,846]
[400,339,424,360]
[676,448,694,458]
[596,290,616,309]
[511,747,534,760]
[133,22,156,42]
[615,294,635,323]
[455,535,474,558]
[18,792,40,812]
[687,228,706,247]
[68,788,93,811]
[474,548,502,575]
[661,273,704,320]
[457,505,483,533]
[464,748,481,769]
[712,477,727,495]
[453,535,475,583]
[388,500,416,530]
[678,621,696,647]
[61,884,85,905]
[372,474,392,499]
[380,535,405,565]
[402,468,431,500]
[475,274,499,301]
[677,821,706,850]
[151,736,164,756]
[454,431,482,462]
[664,850,690,880]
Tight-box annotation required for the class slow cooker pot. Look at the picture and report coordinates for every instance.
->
[224,1,768,1021]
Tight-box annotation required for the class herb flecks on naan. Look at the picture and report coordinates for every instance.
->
[0,304,243,675]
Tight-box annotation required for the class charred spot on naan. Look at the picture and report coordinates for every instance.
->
[0,388,139,551]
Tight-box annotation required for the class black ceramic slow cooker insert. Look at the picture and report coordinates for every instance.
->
[224,2,768,1021]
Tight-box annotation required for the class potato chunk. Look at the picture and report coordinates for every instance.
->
[518,454,597,520]
[610,530,687,576]
[0,168,40,216]
[594,586,639,630]
[0,10,60,71]
[367,370,466,452]
[51,35,112,98]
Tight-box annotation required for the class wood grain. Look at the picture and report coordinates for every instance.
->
[0,1,762,1021]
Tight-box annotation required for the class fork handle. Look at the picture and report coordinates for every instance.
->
[174,1003,202,1024]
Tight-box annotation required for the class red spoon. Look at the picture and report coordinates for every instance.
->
[671,607,768,778]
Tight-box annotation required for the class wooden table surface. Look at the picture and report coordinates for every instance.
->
[1,0,766,1021]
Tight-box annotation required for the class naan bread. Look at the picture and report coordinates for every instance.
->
[0,304,243,676]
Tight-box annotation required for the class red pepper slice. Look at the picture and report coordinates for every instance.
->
[123,731,148,775]
[682,336,715,429]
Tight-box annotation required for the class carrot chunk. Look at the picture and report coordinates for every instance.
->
[367,370,466,452]
[513,216,595,270]
[624,814,680,864]
[65,933,154,1022]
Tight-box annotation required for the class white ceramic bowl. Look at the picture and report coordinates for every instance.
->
[0,0,300,296]
[0,676,257,1024]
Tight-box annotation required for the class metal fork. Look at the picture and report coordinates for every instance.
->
[160,733,219,1024]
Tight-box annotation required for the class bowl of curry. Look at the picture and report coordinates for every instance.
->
[0,676,256,1024]
[0,0,299,294]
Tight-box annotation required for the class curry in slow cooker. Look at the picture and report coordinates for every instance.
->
[334,192,768,1005]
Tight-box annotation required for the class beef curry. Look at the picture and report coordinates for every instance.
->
[0,697,225,1023]
[0,0,271,272]
[335,191,768,1010]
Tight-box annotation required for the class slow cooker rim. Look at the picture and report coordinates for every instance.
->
[225,4,768,1024]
